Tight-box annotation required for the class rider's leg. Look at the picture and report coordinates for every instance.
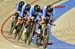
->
[37,24,41,34]
[37,19,45,34]
[13,17,22,33]
[36,23,42,47]
[23,17,30,33]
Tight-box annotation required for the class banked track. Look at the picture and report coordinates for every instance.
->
[0,0,66,49]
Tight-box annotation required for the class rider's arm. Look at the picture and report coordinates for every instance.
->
[50,8,56,26]
[29,6,34,18]
[50,8,55,22]
[19,4,27,17]
[42,6,47,20]
[40,6,46,24]
[19,11,23,18]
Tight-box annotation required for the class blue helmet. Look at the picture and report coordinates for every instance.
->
[19,1,24,7]
[47,5,53,13]
[25,4,31,11]
[34,5,41,12]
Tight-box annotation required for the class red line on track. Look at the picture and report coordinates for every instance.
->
[55,6,65,8]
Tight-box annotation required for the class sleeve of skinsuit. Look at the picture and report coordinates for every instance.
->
[19,4,27,17]
[53,8,55,20]
[42,6,47,19]
[50,8,55,22]
[36,13,42,21]
[29,6,34,18]
[36,13,40,21]
[16,3,19,12]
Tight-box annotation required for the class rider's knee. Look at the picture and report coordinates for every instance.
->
[16,19,22,25]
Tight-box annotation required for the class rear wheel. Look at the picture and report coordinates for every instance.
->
[24,26,30,43]
[27,31,33,45]
[18,25,24,40]
[28,23,35,45]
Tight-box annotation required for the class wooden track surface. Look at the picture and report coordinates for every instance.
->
[52,7,75,45]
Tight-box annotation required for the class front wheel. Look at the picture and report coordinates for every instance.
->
[43,36,48,49]
[14,25,21,39]
[24,26,30,43]
[43,28,48,49]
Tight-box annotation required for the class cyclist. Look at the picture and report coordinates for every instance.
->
[13,3,31,34]
[10,1,25,35]
[39,5,55,34]
[36,5,55,49]
[24,5,42,33]
[24,5,42,45]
